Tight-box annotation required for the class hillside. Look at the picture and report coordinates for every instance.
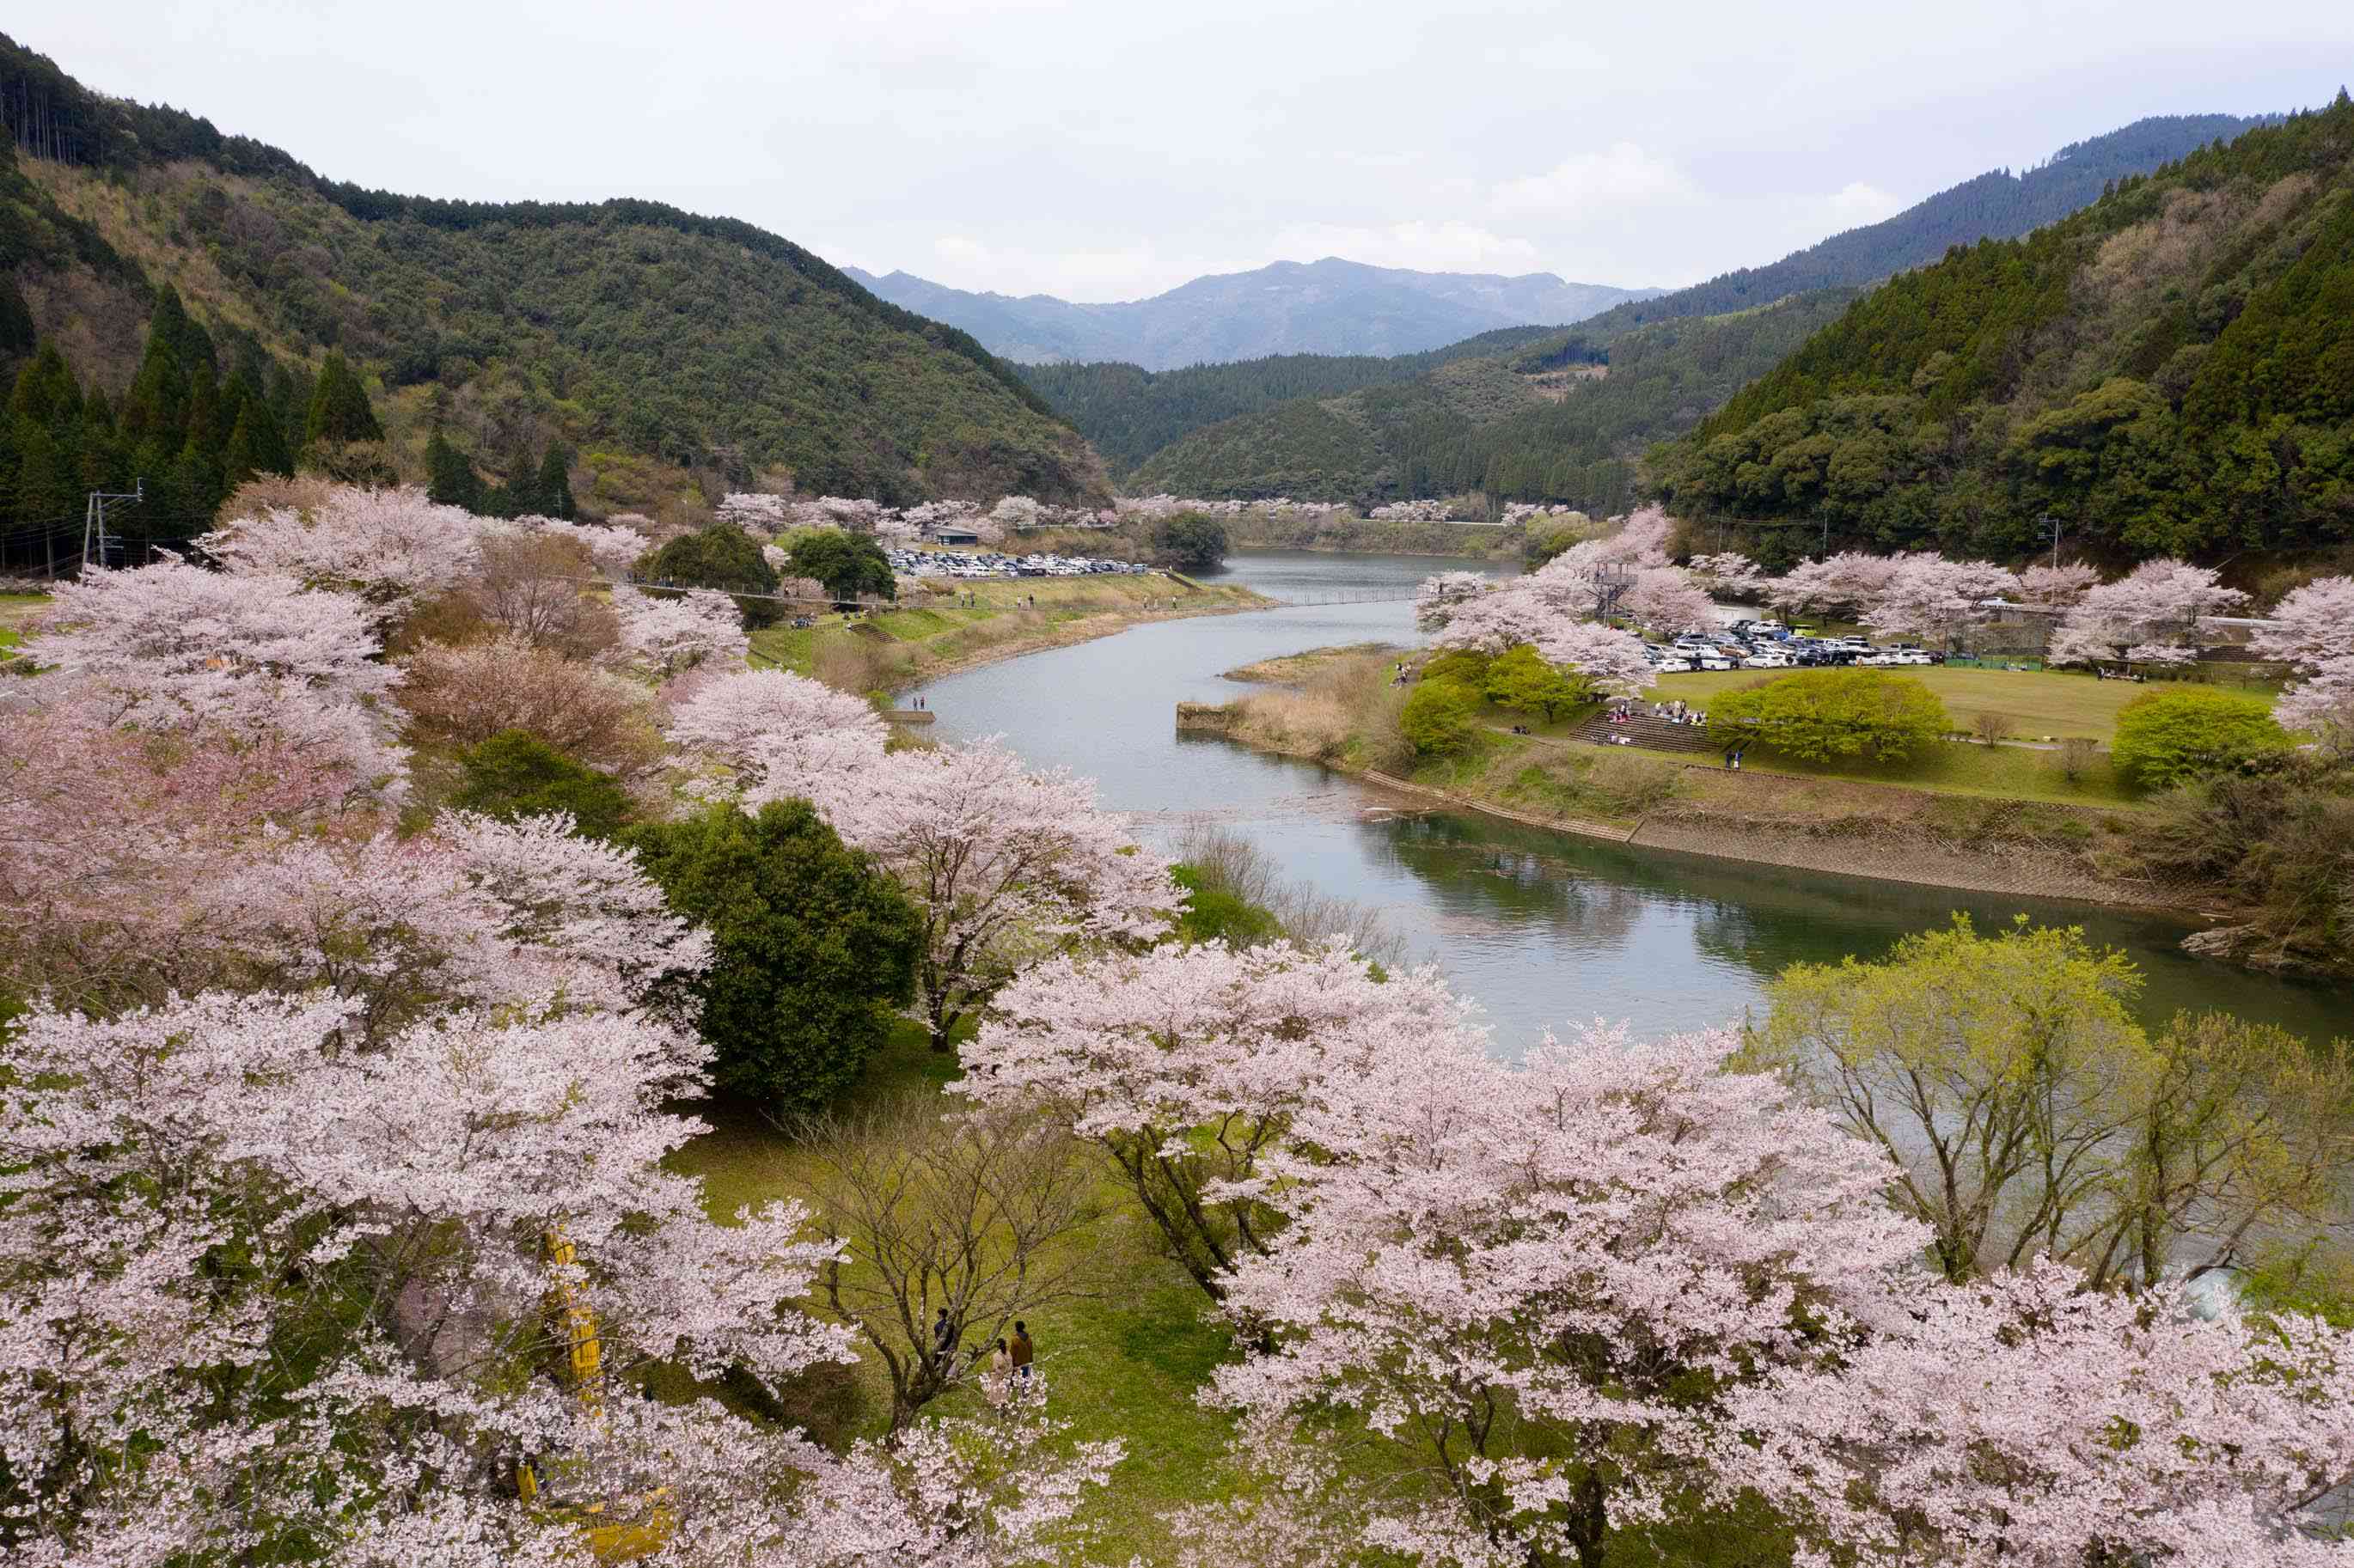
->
[1122,110,2280,509]
[1129,294,1856,506]
[1016,326,1561,476]
[847,259,1661,369]
[1569,113,2278,342]
[0,33,1105,525]
[1651,93,2354,568]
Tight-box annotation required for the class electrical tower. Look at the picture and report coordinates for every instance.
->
[83,480,143,572]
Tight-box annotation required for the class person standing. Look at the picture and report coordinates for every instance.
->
[985,1338,1012,1411]
[932,1307,957,1378]
[1009,1321,1034,1389]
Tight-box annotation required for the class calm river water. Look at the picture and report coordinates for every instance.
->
[913,550,2347,1054]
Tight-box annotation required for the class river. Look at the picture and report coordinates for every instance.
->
[913,549,2347,1054]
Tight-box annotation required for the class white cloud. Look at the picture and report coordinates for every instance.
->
[1483,37,1610,72]
[1490,143,1703,215]
[1823,180,1905,227]
[1264,220,1544,274]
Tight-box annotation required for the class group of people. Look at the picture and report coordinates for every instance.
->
[1652,699,1708,726]
[933,1309,1036,1411]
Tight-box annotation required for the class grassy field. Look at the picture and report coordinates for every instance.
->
[1645,664,2277,743]
[665,1027,1249,1563]
[749,572,1266,692]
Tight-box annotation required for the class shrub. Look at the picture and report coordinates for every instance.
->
[2057,735,2102,782]
[1401,678,1482,756]
[1167,865,1284,948]
[1709,669,1949,764]
[450,730,634,839]
[2112,687,2294,790]
[626,802,924,1109]
[644,523,784,627]
[1583,753,1681,815]
[398,638,663,778]
[1972,711,2014,745]
[1420,649,1492,686]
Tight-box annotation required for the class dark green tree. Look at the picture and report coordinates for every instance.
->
[627,801,924,1108]
[534,442,577,519]
[0,277,34,365]
[425,430,484,511]
[450,730,634,840]
[9,344,78,427]
[303,350,383,448]
[786,530,896,603]
[644,522,785,627]
[1148,509,1229,571]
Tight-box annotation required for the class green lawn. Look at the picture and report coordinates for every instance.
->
[1645,664,2274,743]
[665,1026,1250,1563]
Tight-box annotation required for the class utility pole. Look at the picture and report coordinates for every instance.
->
[2039,512,2064,570]
[83,479,143,573]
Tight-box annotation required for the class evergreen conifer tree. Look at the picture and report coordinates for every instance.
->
[303,351,383,448]
[425,430,484,511]
[534,442,577,519]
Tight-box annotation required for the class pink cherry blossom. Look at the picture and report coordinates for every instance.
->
[608,586,749,678]
[200,484,481,614]
[2017,561,2100,608]
[1860,555,2022,644]
[1206,1022,1927,1568]
[807,738,1178,1048]
[2253,575,2354,669]
[1725,1260,2354,1567]
[2276,654,2354,747]
[663,666,889,804]
[2050,558,2247,668]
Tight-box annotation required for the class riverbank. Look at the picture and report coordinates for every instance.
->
[1225,517,1522,558]
[1177,661,2212,912]
[749,571,1270,692]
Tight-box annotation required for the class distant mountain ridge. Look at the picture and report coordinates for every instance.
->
[1569,113,2280,340]
[847,258,1664,369]
[1116,109,2288,511]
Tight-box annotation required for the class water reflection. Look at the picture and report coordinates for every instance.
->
[914,550,2348,1054]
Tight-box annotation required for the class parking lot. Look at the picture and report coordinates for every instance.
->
[1648,619,1940,674]
[890,546,1153,582]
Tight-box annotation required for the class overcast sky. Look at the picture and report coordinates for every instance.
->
[22,3,2352,301]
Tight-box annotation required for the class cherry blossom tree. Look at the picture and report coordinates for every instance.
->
[1414,569,1491,631]
[608,586,749,678]
[2050,558,2248,668]
[2255,576,2354,669]
[1764,551,1916,617]
[1205,1022,1926,1568]
[716,491,792,536]
[1726,1261,2354,1567]
[1618,564,1719,634]
[1685,551,1766,594]
[0,986,1117,1567]
[963,938,1480,1301]
[399,638,662,778]
[201,484,482,618]
[0,681,365,1007]
[2017,561,2100,608]
[1538,618,1658,696]
[533,516,651,577]
[1861,555,2022,646]
[2278,656,2354,747]
[1428,581,1656,696]
[28,560,408,790]
[808,739,1177,1050]
[663,666,889,804]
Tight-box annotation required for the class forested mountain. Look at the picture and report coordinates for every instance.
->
[847,259,1662,369]
[0,33,1104,538]
[1569,113,2278,341]
[1122,109,2283,511]
[1017,326,1560,475]
[1651,93,2354,569]
[1129,294,1856,507]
